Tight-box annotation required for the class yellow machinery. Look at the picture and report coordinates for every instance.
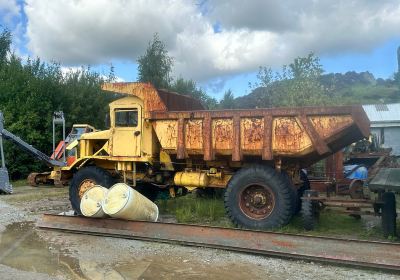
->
[59,82,369,230]
[27,124,96,187]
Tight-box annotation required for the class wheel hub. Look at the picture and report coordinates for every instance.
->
[78,179,96,199]
[240,184,275,219]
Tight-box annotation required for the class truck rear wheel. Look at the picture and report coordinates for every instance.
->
[224,165,294,230]
[69,166,114,215]
[381,192,397,238]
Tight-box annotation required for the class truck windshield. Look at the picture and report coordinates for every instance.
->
[115,109,138,127]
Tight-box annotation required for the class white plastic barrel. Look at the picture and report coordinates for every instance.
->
[80,185,109,218]
[102,183,159,222]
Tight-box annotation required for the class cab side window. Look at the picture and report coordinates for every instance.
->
[115,109,138,127]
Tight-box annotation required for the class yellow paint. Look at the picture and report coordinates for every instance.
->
[152,120,177,150]
[160,150,174,171]
[174,171,209,187]
[65,139,78,150]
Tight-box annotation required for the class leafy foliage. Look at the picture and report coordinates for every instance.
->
[249,53,333,108]
[0,30,115,178]
[219,89,235,109]
[169,77,217,109]
[137,33,173,89]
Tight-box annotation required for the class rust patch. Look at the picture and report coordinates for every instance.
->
[153,120,178,150]
[241,118,264,151]
[212,119,233,151]
[185,119,203,150]
[272,117,312,154]
[310,115,353,139]
[271,239,296,248]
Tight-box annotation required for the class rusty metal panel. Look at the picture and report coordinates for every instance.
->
[152,120,177,150]
[310,115,353,139]
[241,118,264,153]
[272,117,312,154]
[102,83,166,118]
[298,115,331,155]
[185,119,203,151]
[149,105,370,164]
[203,113,213,161]
[102,82,204,117]
[212,119,233,154]
[177,118,186,159]
[232,115,241,161]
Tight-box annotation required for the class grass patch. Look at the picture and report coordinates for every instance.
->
[157,193,230,226]
[157,194,394,240]
[11,179,28,187]
[279,210,383,239]
[3,185,68,204]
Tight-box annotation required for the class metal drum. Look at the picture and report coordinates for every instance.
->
[102,183,158,222]
[80,185,108,218]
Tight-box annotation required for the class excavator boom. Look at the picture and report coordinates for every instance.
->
[0,112,66,194]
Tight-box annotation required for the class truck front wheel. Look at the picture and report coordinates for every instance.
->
[69,166,115,215]
[224,165,294,230]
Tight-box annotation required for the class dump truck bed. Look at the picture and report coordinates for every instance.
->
[150,106,369,167]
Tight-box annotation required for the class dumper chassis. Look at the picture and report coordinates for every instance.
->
[59,82,369,230]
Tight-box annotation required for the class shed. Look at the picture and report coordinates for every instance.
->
[362,103,400,155]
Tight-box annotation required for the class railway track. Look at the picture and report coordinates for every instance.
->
[37,214,400,273]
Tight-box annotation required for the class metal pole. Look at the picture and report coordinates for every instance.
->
[0,137,5,169]
[62,116,65,162]
[52,117,55,157]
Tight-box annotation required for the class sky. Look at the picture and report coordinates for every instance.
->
[1,0,400,100]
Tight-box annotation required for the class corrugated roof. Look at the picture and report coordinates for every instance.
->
[362,103,400,124]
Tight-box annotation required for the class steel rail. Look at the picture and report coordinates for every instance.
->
[37,214,400,273]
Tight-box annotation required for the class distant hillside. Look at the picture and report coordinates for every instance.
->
[234,71,399,108]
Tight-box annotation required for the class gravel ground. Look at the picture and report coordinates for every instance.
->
[0,185,399,279]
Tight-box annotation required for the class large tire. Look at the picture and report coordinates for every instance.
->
[301,199,319,231]
[294,170,310,214]
[69,166,115,215]
[135,183,159,202]
[280,171,299,216]
[381,192,397,238]
[224,165,294,230]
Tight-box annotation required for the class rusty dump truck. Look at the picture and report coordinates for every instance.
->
[59,82,370,229]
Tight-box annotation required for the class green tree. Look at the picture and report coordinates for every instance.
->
[219,89,235,109]
[394,71,400,89]
[137,33,173,89]
[251,53,333,107]
[0,29,115,178]
[0,29,11,64]
[169,77,217,109]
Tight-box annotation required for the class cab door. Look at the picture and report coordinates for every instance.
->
[112,106,142,157]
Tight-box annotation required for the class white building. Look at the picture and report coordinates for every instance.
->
[362,103,400,156]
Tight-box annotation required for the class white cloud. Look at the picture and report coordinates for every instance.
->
[0,0,20,25]
[24,0,400,82]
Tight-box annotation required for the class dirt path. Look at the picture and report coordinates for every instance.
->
[0,185,398,279]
